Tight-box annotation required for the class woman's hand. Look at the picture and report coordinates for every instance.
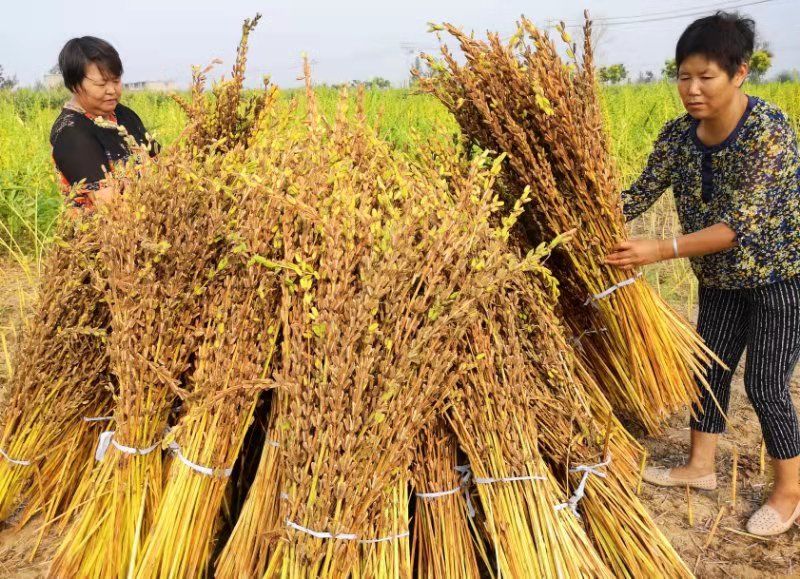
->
[605,238,671,269]
[90,186,118,209]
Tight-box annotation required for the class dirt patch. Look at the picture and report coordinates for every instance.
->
[637,362,800,579]
[0,513,56,578]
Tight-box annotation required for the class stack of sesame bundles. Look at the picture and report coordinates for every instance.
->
[418,15,717,434]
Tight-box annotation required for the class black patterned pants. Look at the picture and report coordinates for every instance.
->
[691,276,800,460]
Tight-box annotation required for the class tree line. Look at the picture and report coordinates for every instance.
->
[600,46,781,84]
[1,47,796,91]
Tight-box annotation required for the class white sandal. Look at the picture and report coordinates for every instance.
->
[642,466,717,490]
[746,499,800,537]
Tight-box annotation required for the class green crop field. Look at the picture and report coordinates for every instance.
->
[1,82,799,311]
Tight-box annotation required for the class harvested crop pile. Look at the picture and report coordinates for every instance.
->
[0,15,716,579]
[417,15,716,434]
[0,215,112,543]
[49,17,278,577]
[259,87,549,577]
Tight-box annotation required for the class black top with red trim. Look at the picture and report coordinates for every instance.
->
[50,103,158,207]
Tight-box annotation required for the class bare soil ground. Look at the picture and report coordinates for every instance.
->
[637,364,800,578]
[0,259,797,578]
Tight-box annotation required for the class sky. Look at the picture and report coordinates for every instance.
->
[2,0,799,88]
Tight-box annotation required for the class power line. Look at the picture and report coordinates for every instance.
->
[603,0,781,26]
[192,0,794,85]
[589,0,778,22]
[560,0,783,28]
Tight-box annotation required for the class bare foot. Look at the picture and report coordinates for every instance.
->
[765,488,800,522]
[669,463,715,479]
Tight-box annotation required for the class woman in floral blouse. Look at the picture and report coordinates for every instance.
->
[606,12,800,536]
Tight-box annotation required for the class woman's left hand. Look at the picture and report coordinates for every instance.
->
[605,238,670,269]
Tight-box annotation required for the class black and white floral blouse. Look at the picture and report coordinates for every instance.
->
[622,96,800,289]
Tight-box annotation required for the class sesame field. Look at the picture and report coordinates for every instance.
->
[2,82,799,309]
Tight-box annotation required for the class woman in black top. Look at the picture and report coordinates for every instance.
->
[50,36,157,209]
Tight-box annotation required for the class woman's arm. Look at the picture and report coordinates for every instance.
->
[608,111,797,270]
[605,223,737,269]
[621,120,676,221]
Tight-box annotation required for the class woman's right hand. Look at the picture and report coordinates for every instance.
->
[90,186,118,208]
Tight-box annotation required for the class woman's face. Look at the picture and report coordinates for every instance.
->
[677,54,748,120]
[74,62,122,116]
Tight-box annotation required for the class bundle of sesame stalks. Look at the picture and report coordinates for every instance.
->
[215,402,284,577]
[412,421,482,579]
[536,356,692,577]
[451,242,617,578]
[463,267,693,578]
[418,15,716,433]
[215,162,302,576]
[15,397,114,554]
[51,16,276,577]
[256,81,552,578]
[216,68,315,579]
[50,139,238,578]
[0,214,112,535]
[135,87,294,579]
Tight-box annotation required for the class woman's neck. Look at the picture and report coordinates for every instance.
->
[697,92,750,146]
[68,95,106,118]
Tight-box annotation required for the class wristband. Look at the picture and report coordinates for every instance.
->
[672,237,679,259]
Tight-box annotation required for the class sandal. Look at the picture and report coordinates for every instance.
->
[642,466,717,490]
[746,499,800,537]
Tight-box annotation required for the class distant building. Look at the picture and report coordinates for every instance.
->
[123,80,177,92]
[39,67,177,92]
[42,72,62,89]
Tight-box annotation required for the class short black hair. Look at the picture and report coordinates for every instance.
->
[58,36,123,92]
[676,11,755,77]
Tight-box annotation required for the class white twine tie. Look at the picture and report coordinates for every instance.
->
[168,441,233,478]
[584,273,642,306]
[285,519,409,544]
[474,474,548,484]
[0,447,31,467]
[456,464,547,518]
[94,431,161,462]
[554,454,612,518]
[415,486,462,500]
[358,531,411,544]
[455,464,477,517]
[82,415,114,423]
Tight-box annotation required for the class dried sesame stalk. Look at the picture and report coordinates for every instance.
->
[52,20,274,574]
[136,106,293,577]
[50,148,237,578]
[267,83,549,578]
[0,216,111,526]
[215,403,284,577]
[419,15,716,434]
[449,228,691,577]
[450,247,613,579]
[412,421,481,579]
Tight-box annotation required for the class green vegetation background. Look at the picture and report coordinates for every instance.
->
[1,83,798,309]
